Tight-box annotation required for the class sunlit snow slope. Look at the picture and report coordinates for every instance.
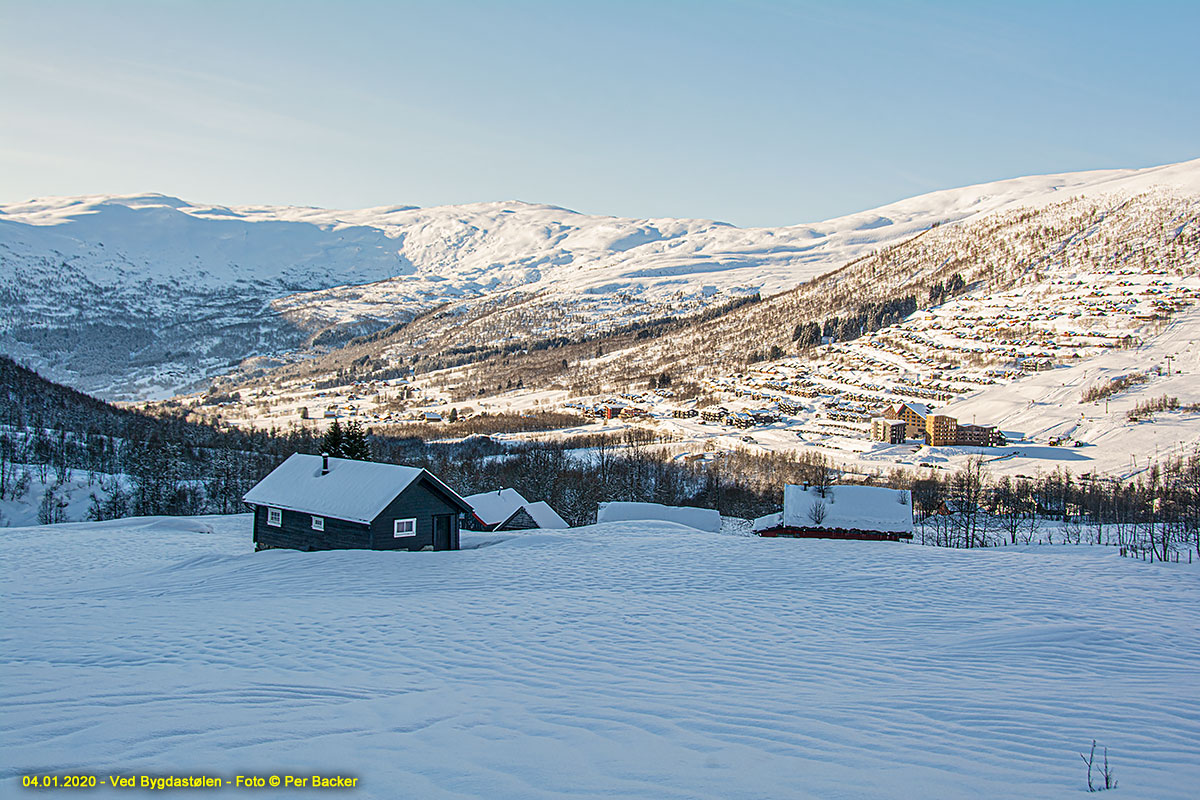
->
[3,516,1198,799]
[2,159,1197,399]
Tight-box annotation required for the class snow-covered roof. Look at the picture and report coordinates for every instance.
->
[751,512,782,532]
[464,488,528,526]
[896,401,929,417]
[524,501,569,529]
[597,501,721,533]
[243,454,466,524]
[464,490,571,530]
[779,484,913,534]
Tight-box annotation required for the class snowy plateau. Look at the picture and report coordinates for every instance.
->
[3,515,1198,799]
[2,159,1198,400]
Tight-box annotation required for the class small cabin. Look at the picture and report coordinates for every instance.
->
[243,453,473,552]
[597,501,721,532]
[752,484,914,541]
[463,488,569,531]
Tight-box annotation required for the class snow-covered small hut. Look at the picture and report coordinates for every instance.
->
[752,484,913,541]
[523,501,570,529]
[464,488,569,531]
[596,501,721,533]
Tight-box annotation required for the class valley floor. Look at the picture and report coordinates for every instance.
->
[3,516,1198,798]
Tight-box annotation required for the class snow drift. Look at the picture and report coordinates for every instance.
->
[3,514,1199,798]
[597,500,722,532]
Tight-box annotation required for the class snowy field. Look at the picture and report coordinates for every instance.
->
[3,515,1199,798]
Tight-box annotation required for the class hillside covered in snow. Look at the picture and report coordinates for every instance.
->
[3,159,1198,399]
[4,515,1198,798]
[193,177,1199,483]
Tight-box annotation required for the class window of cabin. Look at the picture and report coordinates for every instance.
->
[267,507,282,527]
[311,516,324,531]
[394,518,417,538]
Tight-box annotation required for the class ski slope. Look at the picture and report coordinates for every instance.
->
[935,302,1200,478]
[3,515,1198,798]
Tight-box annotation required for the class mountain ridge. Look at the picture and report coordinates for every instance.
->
[3,158,1198,399]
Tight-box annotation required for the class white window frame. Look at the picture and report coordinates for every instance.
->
[267,507,282,527]
[311,515,324,531]
[393,517,417,538]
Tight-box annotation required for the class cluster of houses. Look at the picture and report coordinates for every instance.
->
[567,398,653,421]
[242,454,914,553]
[321,404,446,425]
[693,406,781,428]
[871,402,1006,448]
[672,363,1009,447]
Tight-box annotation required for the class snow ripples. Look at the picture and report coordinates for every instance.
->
[3,516,1199,798]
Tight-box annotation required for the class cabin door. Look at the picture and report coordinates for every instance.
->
[433,514,454,551]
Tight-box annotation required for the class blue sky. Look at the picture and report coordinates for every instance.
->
[2,1,1197,226]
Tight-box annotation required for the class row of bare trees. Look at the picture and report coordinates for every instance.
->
[906,456,1200,557]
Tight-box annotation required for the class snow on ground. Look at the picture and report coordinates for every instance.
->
[0,468,108,528]
[4,515,1199,798]
[597,501,722,532]
[935,303,1200,478]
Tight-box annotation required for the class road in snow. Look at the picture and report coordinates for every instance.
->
[3,515,1198,798]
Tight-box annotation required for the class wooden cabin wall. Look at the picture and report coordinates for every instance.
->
[252,505,371,551]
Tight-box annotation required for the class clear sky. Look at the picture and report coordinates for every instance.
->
[2,1,1197,227]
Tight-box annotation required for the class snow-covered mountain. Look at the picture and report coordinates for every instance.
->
[2,159,1198,399]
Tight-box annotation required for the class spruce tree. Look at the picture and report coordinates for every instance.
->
[342,420,370,461]
[321,419,345,458]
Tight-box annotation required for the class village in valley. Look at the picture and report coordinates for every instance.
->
[168,246,1200,487]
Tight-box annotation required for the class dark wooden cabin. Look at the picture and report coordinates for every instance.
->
[243,453,473,552]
